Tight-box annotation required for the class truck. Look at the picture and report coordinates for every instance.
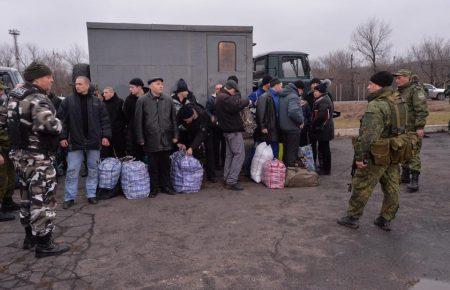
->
[87,22,312,103]
[0,66,24,94]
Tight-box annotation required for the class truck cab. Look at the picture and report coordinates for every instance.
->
[0,66,24,94]
[253,51,312,90]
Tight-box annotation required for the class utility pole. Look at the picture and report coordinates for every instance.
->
[350,53,355,101]
[9,29,21,70]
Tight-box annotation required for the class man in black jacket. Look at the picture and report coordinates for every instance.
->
[215,80,249,191]
[123,78,146,161]
[58,76,111,209]
[102,87,126,158]
[177,104,216,182]
[135,78,178,197]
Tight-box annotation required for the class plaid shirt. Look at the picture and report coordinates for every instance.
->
[171,151,203,193]
[121,161,150,199]
[261,159,286,189]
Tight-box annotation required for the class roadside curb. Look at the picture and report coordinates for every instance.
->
[335,124,449,137]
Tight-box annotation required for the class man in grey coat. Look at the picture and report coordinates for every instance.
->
[135,78,179,197]
[278,83,304,167]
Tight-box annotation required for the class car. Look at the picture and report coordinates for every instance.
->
[423,83,446,100]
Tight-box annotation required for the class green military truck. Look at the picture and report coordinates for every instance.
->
[253,51,312,90]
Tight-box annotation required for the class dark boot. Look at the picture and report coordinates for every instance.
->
[401,167,410,184]
[374,216,392,231]
[23,226,36,250]
[337,216,359,229]
[35,233,70,258]
[407,171,420,192]
[0,211,15,222]
[1,196,20,212]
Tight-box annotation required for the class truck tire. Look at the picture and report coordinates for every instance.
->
[437,93,445,101]
[72,63,90,83]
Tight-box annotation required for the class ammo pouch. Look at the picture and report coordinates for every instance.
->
[389,132,419,164]
[370,138,390,166]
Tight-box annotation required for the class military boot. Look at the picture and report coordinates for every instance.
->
[23,226,36,250]
[374,216,391,231]
[35,233,70,258]
[407,171,420,192]
[400,167,410,184]
[337,216,359,229]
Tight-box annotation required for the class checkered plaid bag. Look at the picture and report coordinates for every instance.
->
[98,158,122,190]
[261,159,286,189]
[170,150,203,193]
[121,160,150,199]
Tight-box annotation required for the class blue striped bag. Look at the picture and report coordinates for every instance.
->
[170,150,203,193]
[98,158,122,190]
[121,160,150,199]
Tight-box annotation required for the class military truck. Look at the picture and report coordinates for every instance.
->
[0,66,24,94]
[253,51,312,90]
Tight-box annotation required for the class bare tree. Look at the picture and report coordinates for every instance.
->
[0,44,16,67]
[62,44,88,66]
[410,37,450,86]
[351,17,392,73]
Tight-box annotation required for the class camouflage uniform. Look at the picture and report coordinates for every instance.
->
[396,70,429,172]
[0,92,16,204]
[347,87,402,221]
[7,83,62,236]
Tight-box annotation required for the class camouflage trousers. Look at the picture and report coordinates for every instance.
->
[9,149,57,237]
[0,152,16,201]
[402,138,422,172]
[347,161,400,221]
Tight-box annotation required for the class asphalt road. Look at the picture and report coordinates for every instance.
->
[1,133,449,290]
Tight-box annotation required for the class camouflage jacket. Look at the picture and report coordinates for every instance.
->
[7,83,62,153]
[396,82,429,131]
[354,87,398,162]
[0,93,10,155]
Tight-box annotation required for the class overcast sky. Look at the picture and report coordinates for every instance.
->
[1,0,449,60]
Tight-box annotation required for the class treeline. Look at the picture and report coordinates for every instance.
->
[310,17,450,101]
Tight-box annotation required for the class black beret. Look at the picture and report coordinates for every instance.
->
[370,71,394,87]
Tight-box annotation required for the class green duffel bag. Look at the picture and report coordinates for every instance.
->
[285,167,319,187]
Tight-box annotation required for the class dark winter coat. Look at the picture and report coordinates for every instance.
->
[134,91,179,153]
[214,88,249,133]
[103,93,126,151]
[255,90,279,142]
[278,83,304,133]
[58,89,112,151]
[177,105,212,150]
[311,93,334,141]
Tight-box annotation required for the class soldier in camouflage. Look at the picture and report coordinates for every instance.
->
[337,71,405,231]
[394,69,429,192]
[7,62,70,258]
[0,81,20,222]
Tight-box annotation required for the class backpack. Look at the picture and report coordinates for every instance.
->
[261,159,286,189]
[285,167,319,187]
[251,142,274,183]
[121,160,150,199]
[170,150,203,193]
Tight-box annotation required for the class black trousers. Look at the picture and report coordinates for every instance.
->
[299,126,311,147]
[283,131,301,167]
[318,140,331,173]
[212,126,226,168]
[193,133,216,179]
[147,150,171,191]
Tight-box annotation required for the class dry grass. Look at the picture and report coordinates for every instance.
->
[334,100,450,129]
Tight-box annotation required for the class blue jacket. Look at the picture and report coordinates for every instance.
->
[248,88,265,105]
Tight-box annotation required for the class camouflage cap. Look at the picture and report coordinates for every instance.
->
[392,69,412,77]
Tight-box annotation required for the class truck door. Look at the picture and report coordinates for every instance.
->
[207,35,248,97]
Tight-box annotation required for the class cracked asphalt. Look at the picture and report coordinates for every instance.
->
[1,133,449,290]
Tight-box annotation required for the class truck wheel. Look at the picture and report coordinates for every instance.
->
[72,63,90,83]
[437,93,445,100]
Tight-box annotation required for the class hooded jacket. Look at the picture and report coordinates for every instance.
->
[278,83,304,132]
[58,87,112,151]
